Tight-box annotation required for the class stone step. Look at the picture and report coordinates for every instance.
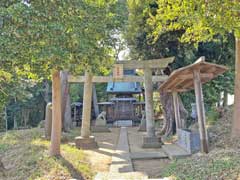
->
[130,151,168,160]
[94,172,148,180]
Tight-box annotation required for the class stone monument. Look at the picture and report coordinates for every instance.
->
[44,102,52,139]
[138,110,146,131]
[91,111,111,132]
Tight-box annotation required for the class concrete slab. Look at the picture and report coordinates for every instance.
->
[162,144,191,160]
[130,151,168,160]
[110,127,133,173]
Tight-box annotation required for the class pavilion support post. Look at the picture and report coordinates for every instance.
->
[50,70,62,156]
[193,69,209,153]
[142,68,161,148]
[172,91,181,130]
[75,71,98,149]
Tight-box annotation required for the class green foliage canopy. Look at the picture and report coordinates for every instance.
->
[147,0,240,42]
[0,0,126,80]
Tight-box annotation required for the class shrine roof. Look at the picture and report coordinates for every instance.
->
[107,69,142,94]
[159,57,228,92]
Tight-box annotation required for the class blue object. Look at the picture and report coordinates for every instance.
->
[106,69,142,94]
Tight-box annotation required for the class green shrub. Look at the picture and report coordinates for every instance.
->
[206,107,219,125]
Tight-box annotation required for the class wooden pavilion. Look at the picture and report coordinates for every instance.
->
[160,56,228,153]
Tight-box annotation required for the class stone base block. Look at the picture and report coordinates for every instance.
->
[138,125,146,132]
[142,136,162,148]
[75,136,98,149]
[91,126,111,133]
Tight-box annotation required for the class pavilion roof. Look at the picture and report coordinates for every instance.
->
[159,57,228,92]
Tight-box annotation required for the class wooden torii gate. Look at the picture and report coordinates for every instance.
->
[69,57,175,149]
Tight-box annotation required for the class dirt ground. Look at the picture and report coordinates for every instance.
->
[84,128,120,173]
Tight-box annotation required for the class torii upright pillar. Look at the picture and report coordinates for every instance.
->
[75,71,98,149]
[142,68,162,148]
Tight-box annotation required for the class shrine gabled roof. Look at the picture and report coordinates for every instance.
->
[107,69,142,94]
[159,57,228,92]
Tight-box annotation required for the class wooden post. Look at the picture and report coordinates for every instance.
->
[172,92,180,130]
[193,69,209,153]
[232,38,240,138]
[81,71,93,138]
[144,68,155,137]
[50,70,62,156]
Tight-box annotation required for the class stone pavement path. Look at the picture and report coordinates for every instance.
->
[95,127,148,179]
[95,127,191,180]
[109,127,133,173]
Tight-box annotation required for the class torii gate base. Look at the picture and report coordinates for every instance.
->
[142,136,162,148]
[75,136,98,149]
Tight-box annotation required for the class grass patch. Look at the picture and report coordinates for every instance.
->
[0,128,93,180]
[161,150,240,180]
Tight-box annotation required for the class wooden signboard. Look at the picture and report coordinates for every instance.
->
[113,64,124,80]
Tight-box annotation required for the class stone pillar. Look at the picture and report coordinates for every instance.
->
[75,71,98,149]
[50,70,62,156]
[45,102,52,138]
[142,68,161,148]
[193,69,209,153]
[144,68,155,137]
[81,71,93,138]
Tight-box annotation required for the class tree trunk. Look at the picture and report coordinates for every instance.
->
[159,90,188,136]
[232,38,240,138]
[4,107,7,132]
[22,109,30,127]
[43,80,50,103]
[50,70,62,156]
[60,71,72,132]
[223,90,228,107]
